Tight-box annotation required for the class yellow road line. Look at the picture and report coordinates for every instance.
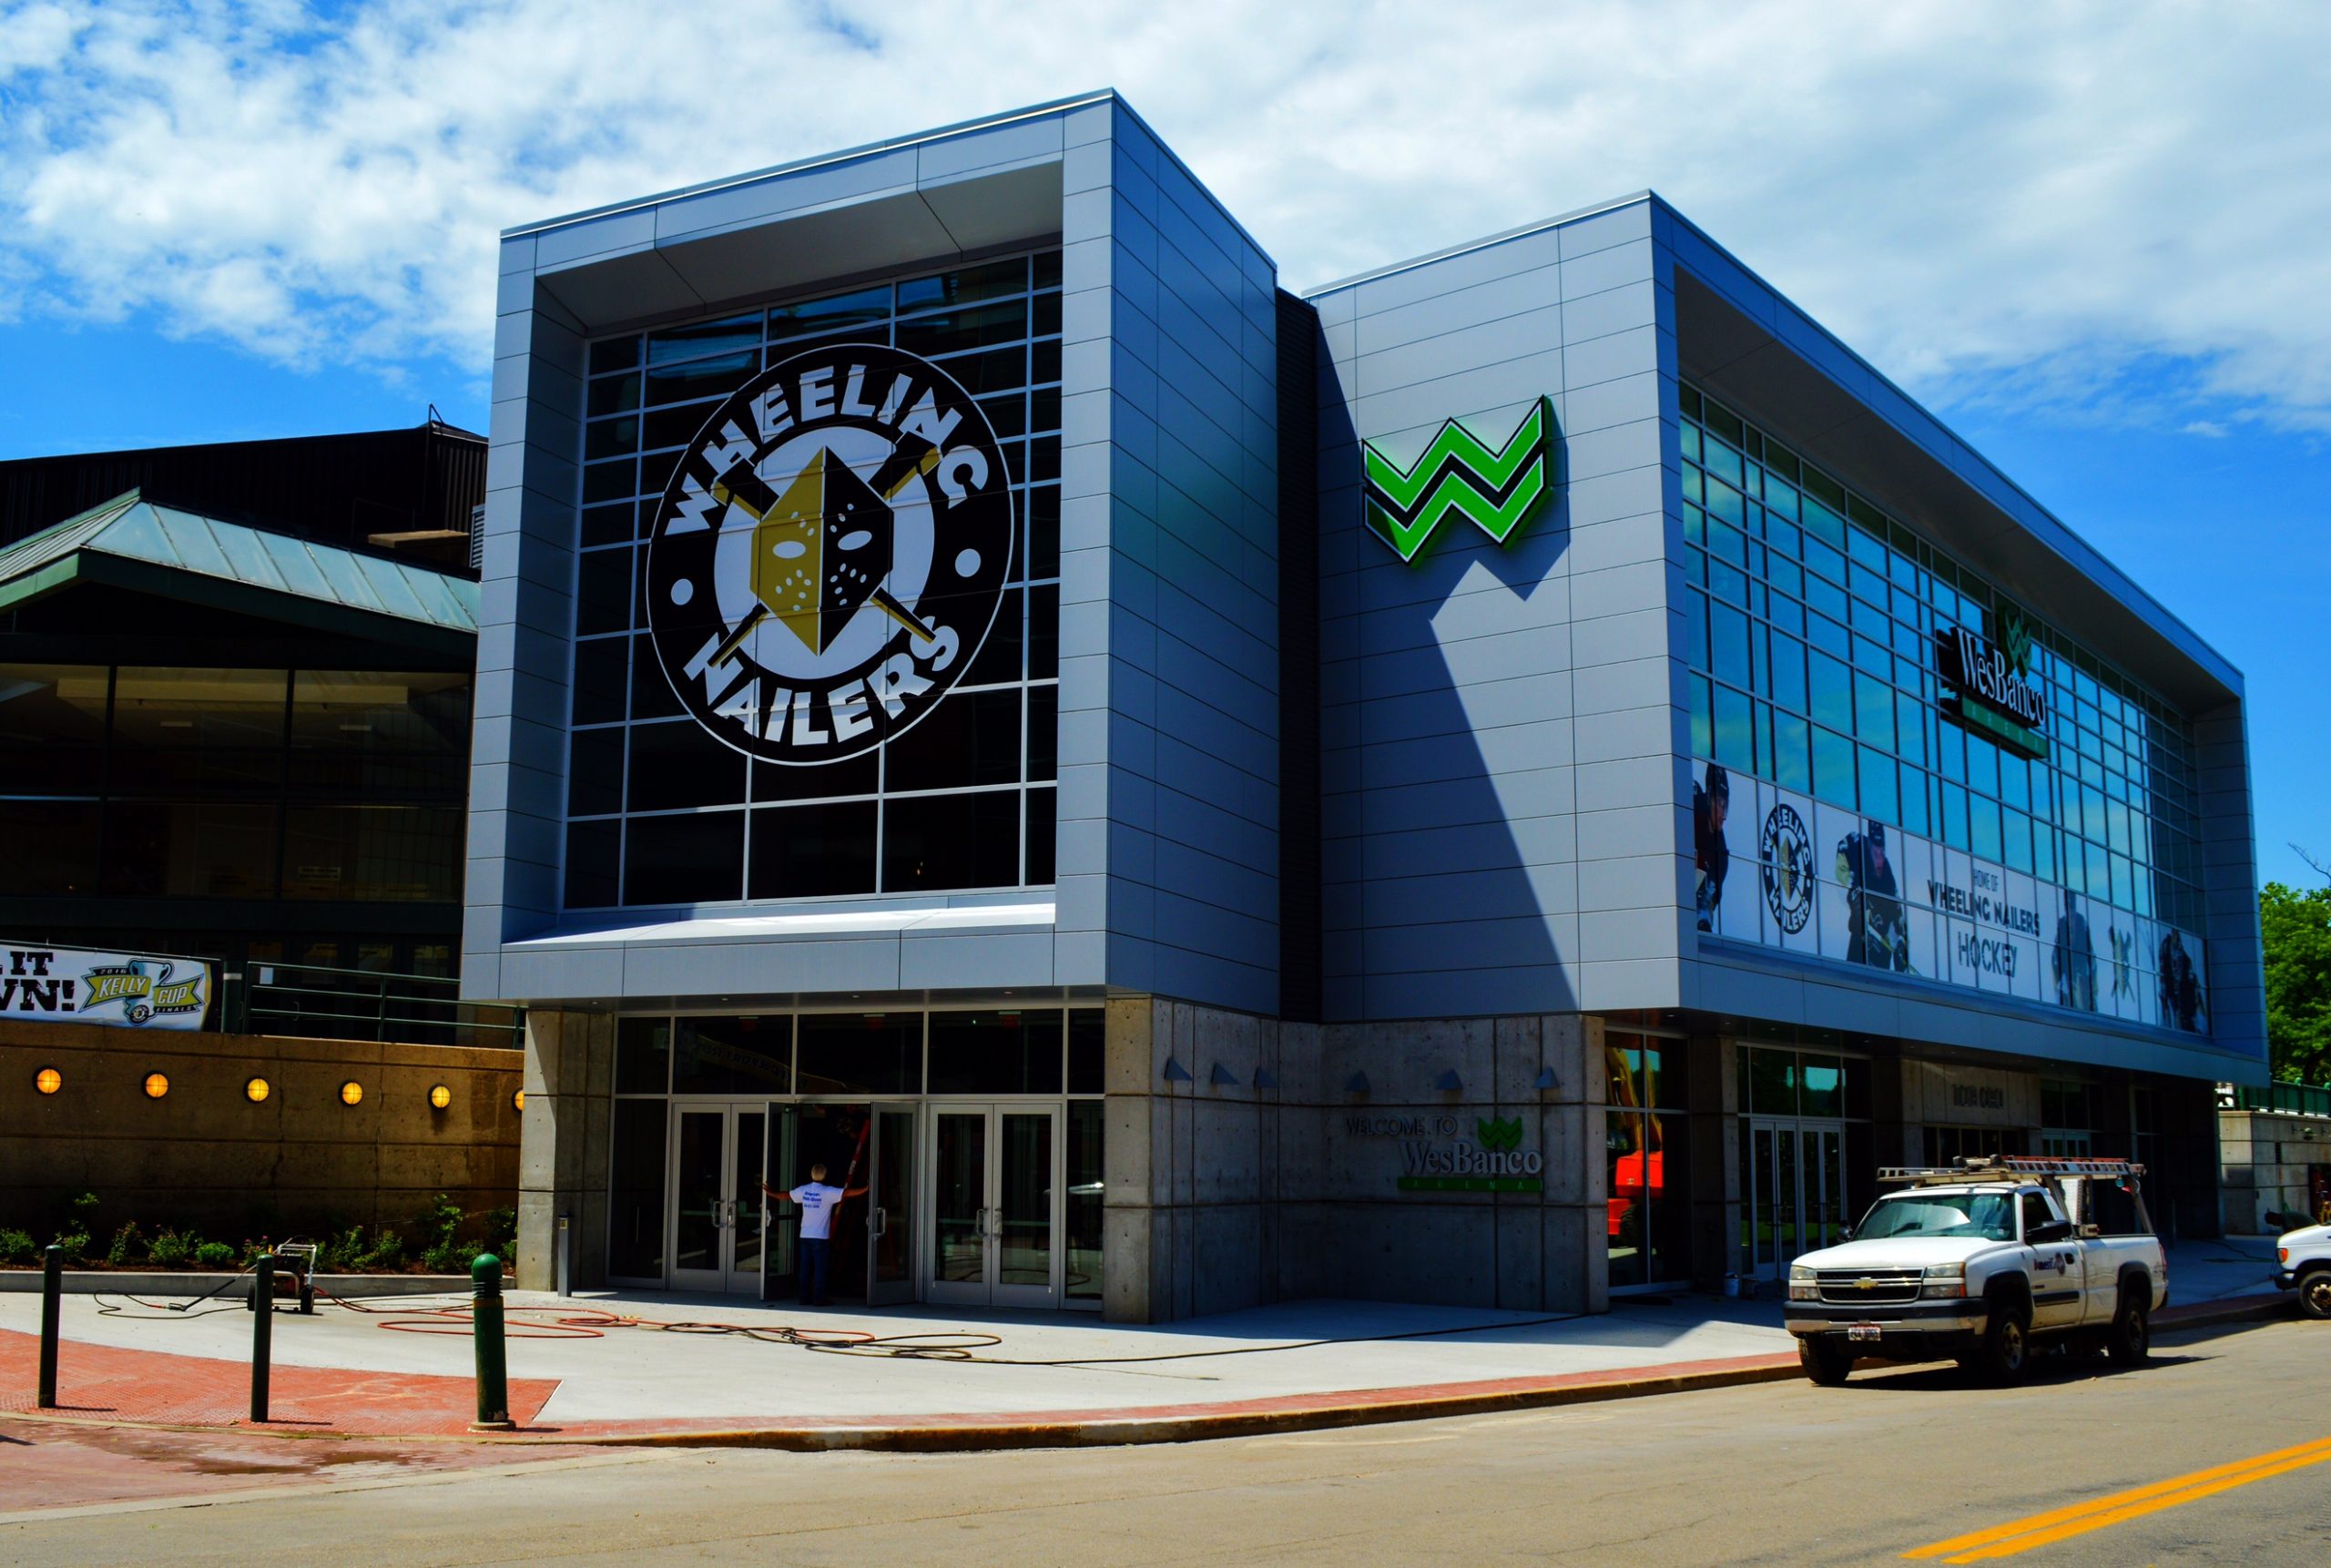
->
[1904,1434,2331,1562]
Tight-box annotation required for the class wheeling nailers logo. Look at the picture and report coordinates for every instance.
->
[1360,398,1555,563]
[1760,803,1814,934]
[644,343,1014,766]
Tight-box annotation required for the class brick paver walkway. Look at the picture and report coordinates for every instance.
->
[0,1328,557,1435]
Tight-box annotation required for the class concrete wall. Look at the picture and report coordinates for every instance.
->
[2218,1109,2331,1236]
[0,1019,519,1241]
[1064,103,1283,1016]
[1309,198,1686,1022]
[1101,996,1295,1321]
[1099,996,1608,1321]
[513,1008,612,1291]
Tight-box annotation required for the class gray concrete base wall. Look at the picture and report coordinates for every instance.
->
[515,1009,612,1292]
[1103,998,1609,1322]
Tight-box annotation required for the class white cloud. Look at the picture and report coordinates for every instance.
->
[1,0,2326,433]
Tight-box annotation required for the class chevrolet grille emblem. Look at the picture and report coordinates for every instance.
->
[1856,1278,1876,1290]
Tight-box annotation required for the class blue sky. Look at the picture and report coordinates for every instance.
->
[0,0,2323,887]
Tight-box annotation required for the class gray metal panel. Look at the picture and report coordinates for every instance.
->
[1313,200,1674,1022]
[1082,112,1284,1016]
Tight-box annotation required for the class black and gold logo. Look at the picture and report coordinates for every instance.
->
[1760,802,1813,935]
[644,344,1013,765]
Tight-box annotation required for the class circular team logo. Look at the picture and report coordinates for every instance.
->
[644,343,1014,765]
[1760,803,1813,934]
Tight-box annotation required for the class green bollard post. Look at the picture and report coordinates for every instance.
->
[37,1244,61,1409]
[470,1253,514,1431]
[250,1260,272,1423]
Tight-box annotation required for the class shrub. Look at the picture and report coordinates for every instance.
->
[52,1231,89,1266]
[421,1238,468,1274]
[0,1228,36,1266]
[106,1221,142,1268]
[317,1225,366,1272]
[481,1207,518,1263]
[148,1229,195,1268]
[355,1230,405,1271]
[193,1241,237,1268]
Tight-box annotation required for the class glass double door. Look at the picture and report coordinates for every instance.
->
[672,1101,916,1302]
[669,1103,766,1294]
[928,1104,1059,1308]
[766,1104,917,1307]
[1743,1120,1849,1281]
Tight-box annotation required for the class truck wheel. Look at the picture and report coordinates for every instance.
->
[2300,1269,2331,1322]
[1971,1302,2031,1385]
[2106,1287,2151,1364]
[1799,1339,1853,1386]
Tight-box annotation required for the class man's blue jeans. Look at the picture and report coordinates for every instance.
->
[799,1237,830,1306]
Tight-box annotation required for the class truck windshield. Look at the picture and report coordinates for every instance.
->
[1856,1193,2015,1241]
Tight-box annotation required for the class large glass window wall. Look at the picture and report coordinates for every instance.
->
[1680,384,2209,1025]
[0,662,468,903]
[565,252,1064,910]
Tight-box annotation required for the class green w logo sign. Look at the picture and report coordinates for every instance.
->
[1475,1116,1524,1152]
[1361,399,1555,563]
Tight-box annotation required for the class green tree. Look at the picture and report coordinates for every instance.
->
[2262,881,2331,1084]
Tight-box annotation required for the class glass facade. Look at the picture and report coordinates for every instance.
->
[0,661,467,904]
[1681,384,2209,1027]
[565,252,1064,910]
[1604,1032,1690,1288]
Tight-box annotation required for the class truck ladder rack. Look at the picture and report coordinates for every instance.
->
[1878,1156,2145,1186]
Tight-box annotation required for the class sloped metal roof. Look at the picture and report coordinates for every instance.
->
[0,490,479,644]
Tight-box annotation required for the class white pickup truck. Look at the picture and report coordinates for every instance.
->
[1785,1157,2168,1385]
[2273,1216,2331,1319]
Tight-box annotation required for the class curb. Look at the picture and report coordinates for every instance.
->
[549,1358,1812,1452]
[5,1355,1807,1454]
[0,1273,472,1298]
[2154,1293,2293,1332]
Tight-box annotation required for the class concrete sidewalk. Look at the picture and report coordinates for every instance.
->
[0,1236,2289,1451]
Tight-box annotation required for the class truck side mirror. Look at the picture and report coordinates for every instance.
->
[2027,1219,2072,1244]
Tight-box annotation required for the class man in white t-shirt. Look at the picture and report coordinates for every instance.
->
[759,1162,863,1307]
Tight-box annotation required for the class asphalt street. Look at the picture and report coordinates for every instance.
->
[3,1315,2324,1566]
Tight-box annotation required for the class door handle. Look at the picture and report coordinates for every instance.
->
[871,1207,888,1238]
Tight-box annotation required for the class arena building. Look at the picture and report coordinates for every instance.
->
[468,91,2265,1318]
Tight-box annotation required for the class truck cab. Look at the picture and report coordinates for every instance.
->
[1784,1157,2168,1385]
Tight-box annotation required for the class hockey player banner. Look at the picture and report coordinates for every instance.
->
[1695,759,2207,1034]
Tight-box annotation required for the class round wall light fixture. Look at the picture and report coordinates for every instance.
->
[143,1072,169,1100]
[245,1076,271,1104]
[428,1084,453,1110]
[339,1080,364,1106]
[34,1066,61,1095]
[513,1089,525,1112]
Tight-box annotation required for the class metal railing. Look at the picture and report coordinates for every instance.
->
[229,962,523,1049]
[2222,1081,2331,1119]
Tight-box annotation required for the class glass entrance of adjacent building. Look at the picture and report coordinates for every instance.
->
[667,1102,766,1294]
[928,1104,1060,1308]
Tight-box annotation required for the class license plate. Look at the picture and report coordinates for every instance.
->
[1847,1324,1881,1343]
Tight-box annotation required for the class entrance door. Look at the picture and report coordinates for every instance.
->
[1744,1121,1850,1282]
[668,1103,767,1293]
[927,1105,1059,1308]
[866,1106,917,1306]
